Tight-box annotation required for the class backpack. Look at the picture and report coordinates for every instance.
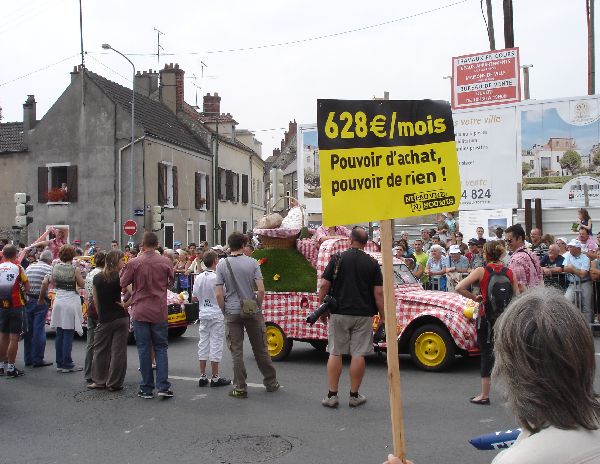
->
[484,265,513,323]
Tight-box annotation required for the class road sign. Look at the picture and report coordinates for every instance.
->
[123,220,137,236]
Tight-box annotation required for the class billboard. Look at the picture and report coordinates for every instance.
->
[297,124,321,214]
[454,105,519,210]
[520,95,600,207]
[452,48,521,110]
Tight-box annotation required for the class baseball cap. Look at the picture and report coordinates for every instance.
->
[73,239,81,245]
[449,244,461,254]
[174,240,182,247]
[567,239,582,248]
[468,238,478,245]
[556,237,567,244]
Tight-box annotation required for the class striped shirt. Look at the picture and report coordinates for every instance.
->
[25,261,52,297]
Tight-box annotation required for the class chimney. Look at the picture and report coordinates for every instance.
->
[135,69,159,97]
[159,63,185,113]
[70,65,82,83]
[203,92,221,115]
[22,95,36,148]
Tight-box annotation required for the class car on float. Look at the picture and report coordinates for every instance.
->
[261,237,479,371]
[45,288,189,339]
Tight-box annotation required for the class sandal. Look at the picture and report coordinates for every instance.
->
[87,383,106,389]
[470,396,490,405]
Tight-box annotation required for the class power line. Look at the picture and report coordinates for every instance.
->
[90,1,468,57]
[2,0,45,23]
[0,53,80,87]
[0,0,67,37]
[86,54,130,83]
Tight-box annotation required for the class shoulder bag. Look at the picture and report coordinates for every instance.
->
[225,258,259,318]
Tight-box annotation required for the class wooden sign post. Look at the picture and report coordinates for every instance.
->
[380,219,406,461]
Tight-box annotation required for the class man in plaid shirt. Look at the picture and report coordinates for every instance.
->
[505,224,543,292]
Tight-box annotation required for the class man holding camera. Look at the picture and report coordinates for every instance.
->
[318,227,384,408]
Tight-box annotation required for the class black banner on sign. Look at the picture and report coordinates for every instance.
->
[317,99,455,150]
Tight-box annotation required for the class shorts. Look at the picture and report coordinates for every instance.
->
[327,314,374,357]
[0,306,25,334]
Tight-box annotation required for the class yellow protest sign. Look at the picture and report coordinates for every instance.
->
[317,99,461,225]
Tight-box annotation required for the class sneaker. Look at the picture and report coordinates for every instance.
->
[33,361,53,368]
[61,366,83,373]
[6,368,25,378]
[157,389,174,398]
[137,390,153,399]
[228,389,248,399]
[210,377,232,387]
[198,377,209,387]
[266,381,280,393]
[349,393,367,408]
[322,395,339,408]
[87,383,106,389]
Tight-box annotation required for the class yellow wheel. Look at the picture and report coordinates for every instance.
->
[265,322,293,361]
[409,324,455,371]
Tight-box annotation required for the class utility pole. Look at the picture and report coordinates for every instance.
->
[503,0,515,48]
[588,0,596,94]
[78,0,85,67]
[153,27,164,68]
[522,64,533,99]
[485,0,496,50]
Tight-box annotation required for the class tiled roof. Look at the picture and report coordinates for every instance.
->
[0,122,25,153]
[87,71,210,155]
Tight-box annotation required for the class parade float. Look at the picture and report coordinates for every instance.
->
[254,201,479,371]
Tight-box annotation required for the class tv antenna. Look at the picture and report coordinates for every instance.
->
[153,27,165,67]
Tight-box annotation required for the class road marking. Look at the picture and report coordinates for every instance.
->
[169,375,266,389]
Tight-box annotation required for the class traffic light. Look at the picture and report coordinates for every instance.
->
[271,169,284,211]
[152,206,164,231]
[15,193,33,227]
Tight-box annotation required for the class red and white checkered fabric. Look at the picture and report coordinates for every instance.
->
[253,228,300,238]
[262,292,328,340]
[296,238,319,268]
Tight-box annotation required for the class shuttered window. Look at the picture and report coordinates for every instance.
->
[241,174,249,204]
[195,172,210,211]
[38,164,78,203]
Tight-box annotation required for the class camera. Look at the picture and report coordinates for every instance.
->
[306,294,337,325]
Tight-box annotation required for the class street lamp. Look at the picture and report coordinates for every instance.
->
[102,43,136,245]
[521,64,533,100]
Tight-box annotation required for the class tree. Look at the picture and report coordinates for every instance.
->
[559,149,582,175]
[522,162,533,177]
[592,146,600,167]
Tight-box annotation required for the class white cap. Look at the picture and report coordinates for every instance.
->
[556,237,567,244]
[568,239,582,248]
[449,244,461,254]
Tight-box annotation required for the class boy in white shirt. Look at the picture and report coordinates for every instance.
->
[192,250,231,387]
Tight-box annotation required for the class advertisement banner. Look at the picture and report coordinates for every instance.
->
[296,124,321,214]
[316,99,461,225]
[452,48,521,110]
[520,95,600,207]
[454,106,518,210]
[458,209,513,242]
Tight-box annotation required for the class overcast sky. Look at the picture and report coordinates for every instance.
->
[0,0,595,158]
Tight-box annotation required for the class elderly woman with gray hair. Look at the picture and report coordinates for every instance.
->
[385,286,600,464]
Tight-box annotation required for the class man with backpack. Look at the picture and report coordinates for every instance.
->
[454,241,519,405]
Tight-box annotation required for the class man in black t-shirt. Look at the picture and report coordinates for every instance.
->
[318,226,384,409]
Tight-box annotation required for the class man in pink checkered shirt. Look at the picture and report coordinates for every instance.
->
[505,224,543,292]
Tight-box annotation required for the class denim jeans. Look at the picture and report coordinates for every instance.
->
[84,317,97,381]
[23,300,49,365]
[55,328,74,369]
[132,320,170,393]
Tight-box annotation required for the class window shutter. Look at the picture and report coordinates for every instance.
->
[172,165,178,207]
[205,174,210,211]
[216,168,222,200]
[66,165,78,202]
[195,172,201,210]
[158,162,166,206]
[38,166,49,203]
[226,170,233,201]
[242,174,249,204]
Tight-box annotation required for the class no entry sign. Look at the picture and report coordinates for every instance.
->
[123,219,137,236]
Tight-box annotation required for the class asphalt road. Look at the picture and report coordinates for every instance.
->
[3,328,600,464]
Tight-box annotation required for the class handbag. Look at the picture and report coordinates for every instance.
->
[225,258,259,318]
